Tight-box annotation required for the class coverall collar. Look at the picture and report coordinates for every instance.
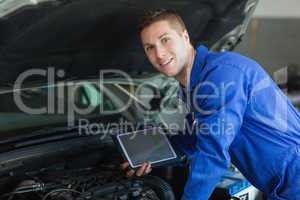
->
[189,45,209,91]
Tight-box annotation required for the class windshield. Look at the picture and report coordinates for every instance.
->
[0,76,181,137]
[0,80,139,134]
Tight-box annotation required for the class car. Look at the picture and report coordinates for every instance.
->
[0,0,259,199]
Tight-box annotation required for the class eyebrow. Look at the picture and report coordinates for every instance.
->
[143,43,153,47]
[158,33,169,39]
[143,33,170,47]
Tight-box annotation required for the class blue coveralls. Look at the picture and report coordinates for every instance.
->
[172,45,300,200]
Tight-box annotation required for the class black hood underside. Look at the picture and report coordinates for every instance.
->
[0,0,248,83]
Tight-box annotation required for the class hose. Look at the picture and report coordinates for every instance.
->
[139,175,175,200]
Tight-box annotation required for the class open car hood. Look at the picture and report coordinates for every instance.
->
[0,0,258,83]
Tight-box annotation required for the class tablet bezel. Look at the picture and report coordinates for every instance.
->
[116,127,178,168]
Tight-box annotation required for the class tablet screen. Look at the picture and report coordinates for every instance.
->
[117,128,177,168]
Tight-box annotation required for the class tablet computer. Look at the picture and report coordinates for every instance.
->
[115,127,180,169]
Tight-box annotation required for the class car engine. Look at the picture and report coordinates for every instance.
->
[1,163,175,200]
[0,133,176,200]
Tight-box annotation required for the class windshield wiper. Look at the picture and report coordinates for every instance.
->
[14,131,83,148]
[0,126,86,147]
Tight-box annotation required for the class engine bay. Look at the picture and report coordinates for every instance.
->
[0,132,176,200]
[1,163,175,200]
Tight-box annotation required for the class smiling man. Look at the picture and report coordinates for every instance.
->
[121,9,300,200]
[139,11,194,86]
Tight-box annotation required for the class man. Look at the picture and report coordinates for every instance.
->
[121,9,300,200]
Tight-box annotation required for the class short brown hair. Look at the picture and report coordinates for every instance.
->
[138,9,187,34]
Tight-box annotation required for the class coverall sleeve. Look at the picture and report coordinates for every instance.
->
[182,65,249,200]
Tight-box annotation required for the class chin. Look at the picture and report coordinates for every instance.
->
[162,70,178,77]
[163,73,174,77]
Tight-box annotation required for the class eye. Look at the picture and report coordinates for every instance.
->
[145,46,154,52]
[161,37,170,44]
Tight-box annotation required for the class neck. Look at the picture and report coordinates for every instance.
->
[176,46,195,87]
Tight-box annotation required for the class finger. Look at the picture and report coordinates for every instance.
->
[145,163,152,174]
[121,162,129,170]
[136,163,147,177]
[126,169,135,177]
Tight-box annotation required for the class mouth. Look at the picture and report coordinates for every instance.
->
[159,58,173,68]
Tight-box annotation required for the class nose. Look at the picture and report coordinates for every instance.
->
[155,45,166,59]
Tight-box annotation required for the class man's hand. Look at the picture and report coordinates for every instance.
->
[120,161,152,177]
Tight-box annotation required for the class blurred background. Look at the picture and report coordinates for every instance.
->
[235,0,300,75]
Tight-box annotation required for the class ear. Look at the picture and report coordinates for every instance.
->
[182,29,190,44]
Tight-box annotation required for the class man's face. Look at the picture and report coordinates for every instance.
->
[140,20,190,77]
